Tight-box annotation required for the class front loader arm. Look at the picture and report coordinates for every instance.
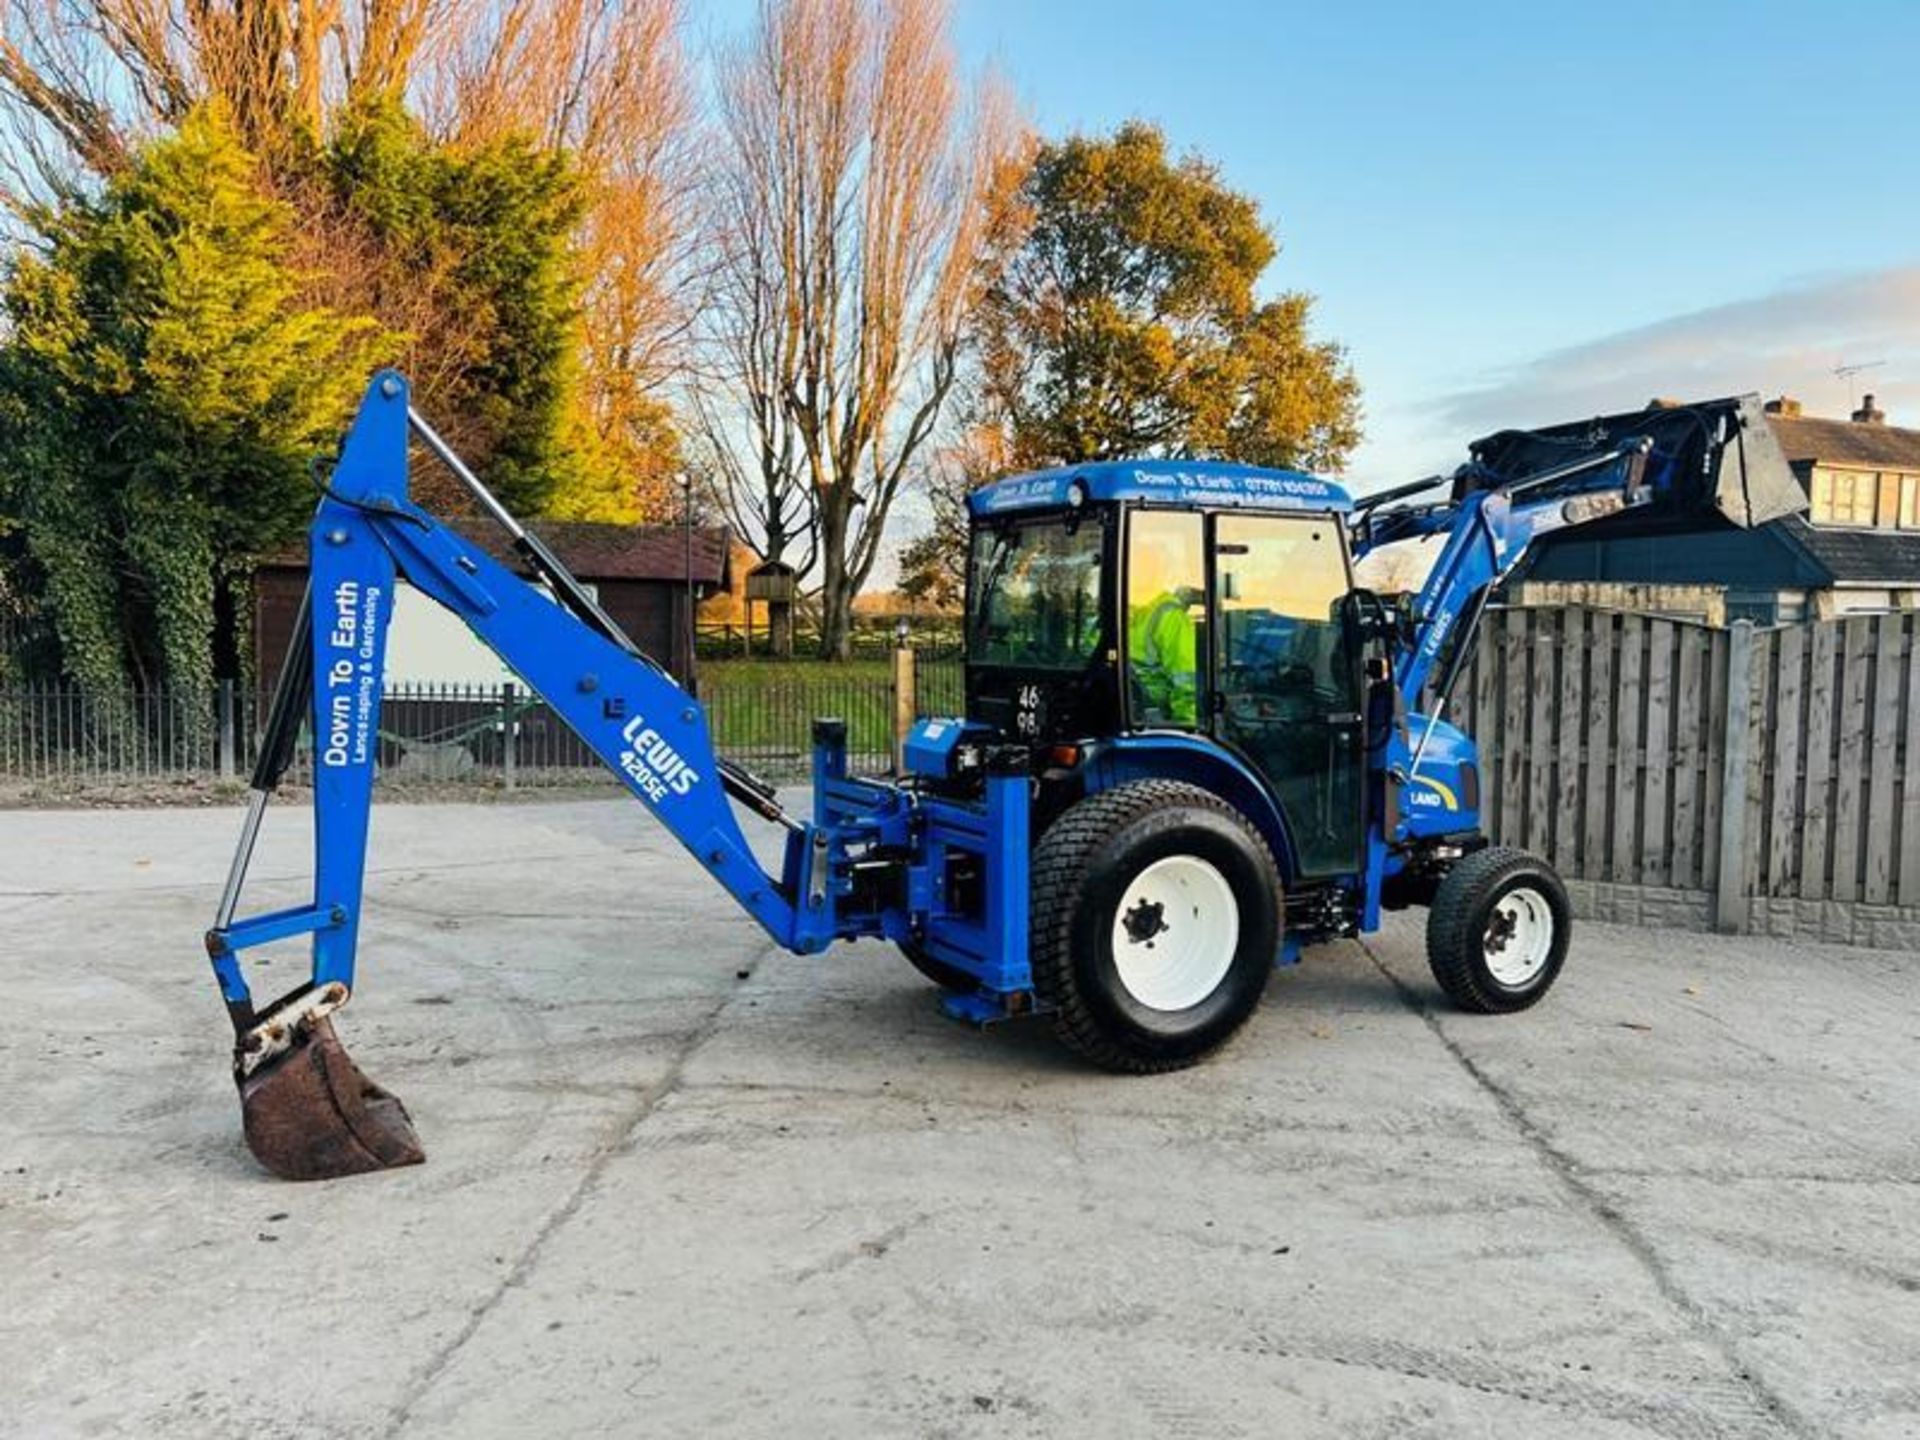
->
[205,372,825,1178]
[1365,440,1653,710]
[1353,391,1802,719]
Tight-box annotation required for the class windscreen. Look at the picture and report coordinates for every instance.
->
[968,512,1106,669]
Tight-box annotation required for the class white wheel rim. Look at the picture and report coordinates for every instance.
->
[1110,854,1240,1012]
[1484,885,1554,987]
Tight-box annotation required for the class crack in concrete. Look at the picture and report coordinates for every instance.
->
[378,940,777,1437]
[1581,1164,1920,1187]
[1236,1331,1766,1440]
[1359,940,1821,1440]
[788,1211,930,1283]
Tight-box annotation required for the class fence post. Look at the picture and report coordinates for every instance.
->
[501,680,517,792]
[891,642,915,775]
[216,679,236,780]
[1714,620,1755,933]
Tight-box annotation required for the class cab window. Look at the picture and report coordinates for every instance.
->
[968,514,1106,669]
[1213,514,1362,875]
[1126,510,1205,727]
[1214,515,1351,677]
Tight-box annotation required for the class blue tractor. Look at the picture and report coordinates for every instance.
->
[206,373,1803,1179]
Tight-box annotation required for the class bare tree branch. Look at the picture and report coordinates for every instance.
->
[702,0,1028,658]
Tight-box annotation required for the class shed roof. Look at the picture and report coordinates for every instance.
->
[266,520,732,587]
[1767,415,1920,472]
[1777,515,1920,585]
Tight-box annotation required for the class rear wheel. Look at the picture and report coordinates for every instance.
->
[1031,780,1282,1073]
[1425,846,1571,1013]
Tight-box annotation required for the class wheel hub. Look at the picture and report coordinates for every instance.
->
[1483,885,1554,988]
[1109,855,1241,1012]
[1486,908,1517,953]
[1122,898,1169,945]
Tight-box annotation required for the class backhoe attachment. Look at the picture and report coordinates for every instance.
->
[205,371,821,1180]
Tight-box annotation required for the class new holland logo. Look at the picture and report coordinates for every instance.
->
[1406,775,1460,811]
[617,715,700,804]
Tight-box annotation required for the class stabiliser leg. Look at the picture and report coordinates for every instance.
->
[206,583,424,1181]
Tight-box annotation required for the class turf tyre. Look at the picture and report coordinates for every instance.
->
[1031,780,1282,1073]
[1425,846,1571,1013]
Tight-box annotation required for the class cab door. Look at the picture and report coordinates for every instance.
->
[1210,514,1365,878]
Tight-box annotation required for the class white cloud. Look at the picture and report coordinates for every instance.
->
[1431,263,1920,437]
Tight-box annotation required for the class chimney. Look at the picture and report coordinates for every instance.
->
[1764,395,1802,418]
[1852,393,1885,425]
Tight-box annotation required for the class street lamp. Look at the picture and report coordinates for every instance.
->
[680,470,695,695]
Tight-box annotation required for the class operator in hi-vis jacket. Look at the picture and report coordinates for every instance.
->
[1128,584,1201,725]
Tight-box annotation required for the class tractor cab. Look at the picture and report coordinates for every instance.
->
[957,461,1370,880]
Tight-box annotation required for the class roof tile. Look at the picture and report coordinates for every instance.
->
[1766,415,1920,471]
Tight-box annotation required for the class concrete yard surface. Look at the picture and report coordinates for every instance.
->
[2,798,1918,1439]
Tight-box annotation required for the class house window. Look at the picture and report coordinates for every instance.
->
[1811,466,1879,527]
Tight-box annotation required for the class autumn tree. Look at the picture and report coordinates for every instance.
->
[701,0,1027,660]
[0,106,384,716]
[0,0,696,522]
[980,121,1361,470]
[312,97,597,518]
[425,0,700,520]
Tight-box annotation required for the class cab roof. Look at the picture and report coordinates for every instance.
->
[967,459,1351,518]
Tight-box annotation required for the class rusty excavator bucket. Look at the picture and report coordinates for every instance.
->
[235,991,425,1182]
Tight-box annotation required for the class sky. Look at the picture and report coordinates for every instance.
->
[931,0,1920,492]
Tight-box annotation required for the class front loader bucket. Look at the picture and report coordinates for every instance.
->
[238,1017,425,1181]
[1464,392,1807,529]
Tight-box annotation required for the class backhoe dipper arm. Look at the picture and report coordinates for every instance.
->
[206,373,819,1044]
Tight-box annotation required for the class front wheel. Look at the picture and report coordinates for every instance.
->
[1425,847,1571,1013]
[1031,780,1282,1073]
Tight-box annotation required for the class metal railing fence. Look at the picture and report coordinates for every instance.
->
[696,618,963,660]
[0,647,968,790]
[0,685,222,782]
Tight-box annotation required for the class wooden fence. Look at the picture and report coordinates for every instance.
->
[1453,606,1920,934]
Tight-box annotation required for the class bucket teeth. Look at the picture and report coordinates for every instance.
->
[238,1016,425,1181]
